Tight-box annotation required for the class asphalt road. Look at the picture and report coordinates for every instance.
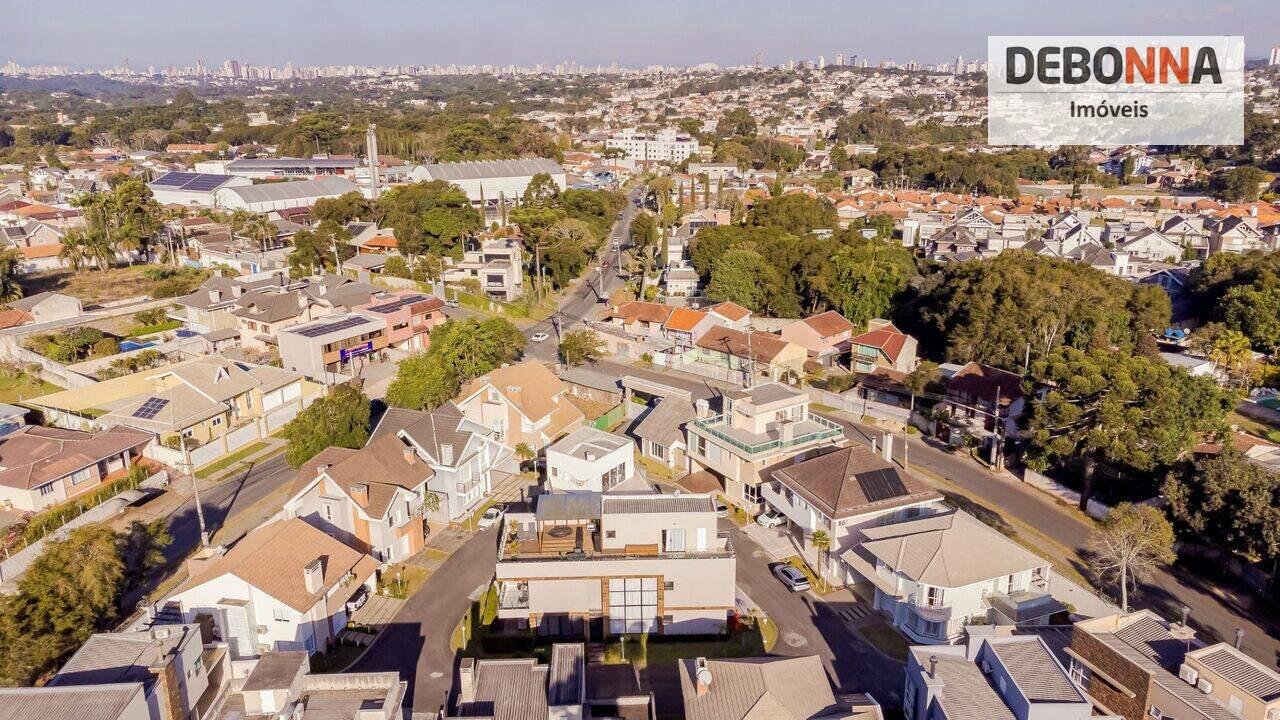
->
[347,526,501,715]
[727,523,903,706]
[162,452,296,563]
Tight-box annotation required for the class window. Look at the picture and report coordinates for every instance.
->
[608,577,658,634]
[1068,660,1091,687]
[744,484,760,504]
[923,620,942,637]
[665,528,686,552]
[925,586,945,607]
[37,483,55,496]
[605,530,616,539]
[663,581,674,591]
[691,434,706,457]
[68,467,93,485]
[273,608,291,622]
[321,504,334,522]
[650,442,667,461]
[212,416,223,427]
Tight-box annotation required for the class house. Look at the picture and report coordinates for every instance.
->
[850,320,919,374]
[276,312,389,381]
[370,404,517,523]
[233,290,319,352]
[632,396,696,471]
[706,301,752,330]
[228,650,405,720]
[688,326,808,381]
[0,425,152,512]
[663,306,717,350]
[51,624,225,720]
[779,311,858,368]
[941,362,1025,442]
[1209,216,1269,255]
[0,685,153,720]
[1181,642,1280,720]
[904,628,1105,720]
[8,291,82,323]
[454,361,586,451]
[545,426,634,494]
[352,291,447,353]
[681,654,884,720]
[685,383,844,509]
[602,301,675,339]
[840,509,1063,643]
[164,518,378,659]
[761,444,944,584]
[1069,611,1247,720]
[495,492,735,636]
[1116,228,1182,263]
[441,238,524,302]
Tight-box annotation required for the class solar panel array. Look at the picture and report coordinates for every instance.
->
[132,397,171,420]
[854,468,909,503]
[150,172,236,192]
[366,294,428,314]
[294,316,372,338]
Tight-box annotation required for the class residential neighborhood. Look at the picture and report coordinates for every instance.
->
[0,8,1279,720]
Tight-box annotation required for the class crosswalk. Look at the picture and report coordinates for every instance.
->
[839,605,874,623]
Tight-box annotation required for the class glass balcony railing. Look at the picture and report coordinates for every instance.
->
[692,413,843,456]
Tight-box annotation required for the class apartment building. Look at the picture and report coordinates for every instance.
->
[454,361,585,451]
[353,290,447,353]
[904,629,1107,720]
[840,509,1063,644]
[442,238,525,302]
[605,127,698,163]
[276,312,389,381]
[761,444,943,583]
[164,518,378,659]
[545,426,634,494]
[495,492,735,636]
[686,383,844,509]
[1069,611,1257,720]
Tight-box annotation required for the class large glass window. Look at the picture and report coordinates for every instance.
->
[608,577,658,634]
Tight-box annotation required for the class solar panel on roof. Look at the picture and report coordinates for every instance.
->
[132,397,170,420]
[854,468,909,503]
[366,294,429,314]
[181,175,233,191]
[294,316,372,338]
[151,172,199,187]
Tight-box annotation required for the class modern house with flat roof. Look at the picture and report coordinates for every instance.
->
[685,382,844,510]
[545,426,634,494]
[352,290,447,353]
[276,312,388,381]
[441,238,524,302]
[1181,642,1280,720]
[225,649,405,720]
[495,492,735,637]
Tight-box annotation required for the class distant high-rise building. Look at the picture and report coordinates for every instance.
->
[817,55,825,68]
[755,52,763,67]
[954,55,964,75]
[1270,46,1280,65]
[835,53,844,67]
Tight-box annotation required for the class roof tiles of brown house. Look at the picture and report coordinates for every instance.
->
[0,425,151,490]
[695,326,790,363]
[801,311,855,339]
[947,362,1024,407]
[771,445,940,520]
[850,324,908,363]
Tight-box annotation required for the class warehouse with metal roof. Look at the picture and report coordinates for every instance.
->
[408,158,566,203]
[213,176,359,212]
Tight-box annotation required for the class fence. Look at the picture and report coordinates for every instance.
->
[591,402,627,431]
[0,470,169,583]
[806,386,913,426]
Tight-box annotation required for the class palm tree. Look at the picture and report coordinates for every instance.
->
[810,530,832,589]
[0,250,24,304]
[247,214,277,255]
[514,443,536,470]
[58,227,93,272]
[1209,329,1255,390]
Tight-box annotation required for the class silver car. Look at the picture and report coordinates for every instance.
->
[772,564,811,592]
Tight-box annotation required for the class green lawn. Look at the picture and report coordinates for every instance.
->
[857,622,910,662]
[128,320,182,337]
[0,372,62,404]
[604,624,768,670]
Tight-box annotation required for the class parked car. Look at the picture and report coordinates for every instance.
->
[756,508,785,528]
[445,298,460,308]
[531,331,549,343]
[611,241,620,252]
[478,504,506,529]
[715,501,729,518]
[346,586,370,612]
[771,564,811,592]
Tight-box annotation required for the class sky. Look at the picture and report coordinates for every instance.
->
[2,0,1278,70]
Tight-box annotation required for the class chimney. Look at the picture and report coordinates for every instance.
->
[694,657,713,695]
[585,450,595,462]
[881,433,894,462]
[403,447,416,465]
[440,443,454,465]
[694,398,710,419]
[303,558,323,594]
[778,419,795,443]
[459,657,478,704]
[929,655,939,679]
[148,654,185,720]
[350,484,369,505]
[1234,628,1244,649]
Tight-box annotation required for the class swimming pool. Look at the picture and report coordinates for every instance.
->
[119,340,156,352]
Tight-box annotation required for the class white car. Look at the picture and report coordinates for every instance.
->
[531,331,550,343]
[756,508,785,528]
[772,564,811,592]
[477,504,506,529]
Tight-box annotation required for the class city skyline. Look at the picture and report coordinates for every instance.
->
[3,0,1278,72]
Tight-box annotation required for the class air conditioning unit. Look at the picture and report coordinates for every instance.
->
[1197,678,1213,694]
[1148,707,1163,720]
[1178,664,1199,686]
[1265,708,1280,720]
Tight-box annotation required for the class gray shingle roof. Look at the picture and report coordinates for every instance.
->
[1192,645,1280,701]
[632,398,695,448]
[602,494,713,514]
[988,638,1085,704]
[0,684,147,720]
[457,659,549,720]
[678,655,839,720]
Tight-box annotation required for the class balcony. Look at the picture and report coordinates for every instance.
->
[499,581,529,610]
[691,413,842,456]
[908,593,953,623]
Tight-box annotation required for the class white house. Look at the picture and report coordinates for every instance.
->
[164,518,378,659]
[545,426,634,494]
[840,509,1064,644]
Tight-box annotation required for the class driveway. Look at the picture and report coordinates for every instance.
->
[346,526,500,715]
[726,522,903,706]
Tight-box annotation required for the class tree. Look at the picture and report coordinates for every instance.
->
[282,383,371,468]
[1162,448,1280,562]
[385,318,525,410]
[810,530,832,581]
[1089,503,1176,612]
[118,519,172,593]
[904,360,940,417]
[521,173,561,208]
[1208,166,1267,203]
[825,237,916,328]
[1208,328,1258,390]
[706,246,773,312]
[559,329,606,367]
[0,250,23,304]
[1024,347,1233,510]
[747,194,837,235]
[514,443,536,469]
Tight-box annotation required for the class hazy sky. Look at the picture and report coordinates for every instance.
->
[3,0,1278,69]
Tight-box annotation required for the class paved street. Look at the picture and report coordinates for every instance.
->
[347,525,500,715]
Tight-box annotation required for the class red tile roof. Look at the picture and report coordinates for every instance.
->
[850,323,908,364]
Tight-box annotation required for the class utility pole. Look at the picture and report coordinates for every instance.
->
[181,435,209,548]
[1023,342,1031,374]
